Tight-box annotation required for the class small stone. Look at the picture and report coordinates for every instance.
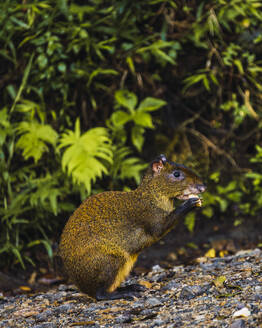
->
[35,309,53,322]
[152,318,166,326]
[236,303,245,310]
[179,285,207,300]
[115,314,131,323]
[152,265,164,273]
[145,297,162,307]
[232,307,251,318]
[53,303,74,314]
[179,286,195,300]
[162,281,180,291]
[58,284,68,291]
[230,319,246,328]
[33,323,57,328]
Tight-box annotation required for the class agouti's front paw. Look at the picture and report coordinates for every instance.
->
[185,197,201,208]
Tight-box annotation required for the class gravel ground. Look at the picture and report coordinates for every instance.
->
[0,248,261,328]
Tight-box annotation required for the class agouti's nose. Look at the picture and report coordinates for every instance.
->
[197,184,206,193]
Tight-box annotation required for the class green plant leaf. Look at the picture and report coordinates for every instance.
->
[185,212,196,232]
[115,90,137,112]
[133,112,154,128]
[137,97,166,112]
[111,110,131,126]
[59,119,113,193]
[131,126,145,152]
[16,121,58,162]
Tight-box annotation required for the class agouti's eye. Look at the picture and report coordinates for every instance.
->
[173,171,180,178]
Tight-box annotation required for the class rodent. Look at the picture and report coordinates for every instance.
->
[59,154,206,300]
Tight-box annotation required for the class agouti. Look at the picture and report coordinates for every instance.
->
[59,155,205,300]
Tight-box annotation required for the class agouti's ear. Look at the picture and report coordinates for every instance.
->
[151,154,167,175]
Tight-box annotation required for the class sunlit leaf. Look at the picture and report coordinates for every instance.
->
[115,90,137,112]
[16,121,58,163]
[59,119,113,193]
[137,97,166,112]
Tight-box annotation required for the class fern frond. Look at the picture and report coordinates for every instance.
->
[111,146,147,184]
[16,121,58,163]
[59,119,113,193]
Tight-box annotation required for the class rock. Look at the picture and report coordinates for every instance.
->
[232,307,251,318]
[115,314,131,323]
[53,303,74,314]
[152,265,164,273]
[230,319,246,328]
[162,281,180,291]
[33,323,57,328]
[179,284,209,300]
[151,318,166,326]
[145,297,162,307]
[35,309,54,322]
[179,286,196,300]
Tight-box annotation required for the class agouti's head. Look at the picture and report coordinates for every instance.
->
[144,154,206,202]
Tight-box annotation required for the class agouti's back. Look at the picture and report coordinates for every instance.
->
[59,155,205,300]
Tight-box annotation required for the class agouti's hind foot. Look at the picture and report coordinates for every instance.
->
[95,287,142,301]
[118,283,146,292]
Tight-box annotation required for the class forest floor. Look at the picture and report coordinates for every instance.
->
[0,248,261,327]
[0,218,261,327]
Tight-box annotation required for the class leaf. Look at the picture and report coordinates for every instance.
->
[202,206,213,218]
[126,56,135,74]
[12,247,25,269]
[87,68,118,87]
[59,119,113,193]
[29,175,62,215]
[119,156,147,184]
[10,53,34,113]
[205,248,216,258]
[234,59,244,75]
[133,112,154,128]
[16,121,58,163]
[115,90,137,112]
[131,126,145,152]
[27,239,53,258]
[111,110,131,126]
[184,212,195,232]
[213,275,226,288]
[137,97,166,112]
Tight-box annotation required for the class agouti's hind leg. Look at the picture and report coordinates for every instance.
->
[95,253,139,300]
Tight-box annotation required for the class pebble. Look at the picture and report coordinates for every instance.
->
[33,324,57,328]
[35,309,53,322]
[230,319,246,328]
[145,297,162,307]
[115,314,132,323]
[53,303,74,314]
[232,307,251,318]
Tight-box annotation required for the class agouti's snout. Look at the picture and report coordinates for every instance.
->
[196,184,206,193]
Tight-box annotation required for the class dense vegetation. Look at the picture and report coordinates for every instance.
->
[0,0,262,268]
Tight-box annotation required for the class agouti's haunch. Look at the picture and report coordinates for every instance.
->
[59,155,206,300]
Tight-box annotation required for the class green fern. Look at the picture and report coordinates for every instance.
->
[59,119,113,193]
[29,175,62,215]
[16,121,58,163]
[110,146,147,185]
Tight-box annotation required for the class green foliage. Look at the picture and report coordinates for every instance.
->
[59,119,113,194]
[110,90,166,151]
[0,0,262,268]
[16,121,58,162]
